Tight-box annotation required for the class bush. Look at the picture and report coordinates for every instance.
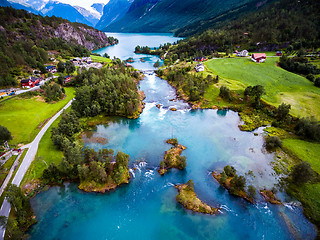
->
[247,185,257,198]
[295,117,320,141]
[306,74,315,82]
[219,86,231,100]
[277,103,291,120]
[315,78,320,88]
[230,175,246,192]
[290,161,314,185]
[224,165,236,177]
[265,136,282,150]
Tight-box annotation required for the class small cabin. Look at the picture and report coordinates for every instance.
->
[194,57,206,62]
[45,65,57,73]
[64,75,72,84]
[195,63,204,72]
[236,50,249,57]
[251,53,266,63]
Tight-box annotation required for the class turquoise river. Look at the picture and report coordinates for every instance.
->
[29,33,317,240]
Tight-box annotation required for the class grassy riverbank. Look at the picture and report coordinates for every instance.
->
[0,88,75,145]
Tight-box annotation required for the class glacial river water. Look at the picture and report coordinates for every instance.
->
[29,33,317,240]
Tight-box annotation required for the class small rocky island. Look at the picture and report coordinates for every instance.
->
[176,180,219,215]
[260,189,282,204]
[212,165,254,203]
[158,138,187,175]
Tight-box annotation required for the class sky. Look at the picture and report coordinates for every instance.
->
[56,0,109,9]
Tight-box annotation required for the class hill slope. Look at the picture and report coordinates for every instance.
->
[0,7,116,86]
[103,0,255,33]
[96,0,134,30]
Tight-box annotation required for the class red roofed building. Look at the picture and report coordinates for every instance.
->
[251,53,266,63]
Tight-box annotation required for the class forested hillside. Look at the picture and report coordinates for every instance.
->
[164,0,320,61]
[103,0,255,33]
[0,7,116,87]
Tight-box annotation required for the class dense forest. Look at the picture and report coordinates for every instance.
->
[164,0,320,61]
[70,67,142,118]
[0,7,117,87]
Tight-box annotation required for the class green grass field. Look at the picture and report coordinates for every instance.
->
[90,55,112,63]
[282,138,320,225]
[0,88,75,145]
[205,57,320,119]
[22,112,65,184]
[283,139,320,173]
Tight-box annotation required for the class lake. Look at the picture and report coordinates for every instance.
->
[29,33,317,240]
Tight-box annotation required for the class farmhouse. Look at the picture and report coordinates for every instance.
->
[194,56,206,62]
[45,65,57,73]
[64,75,72,84]
[195,63,204,72]
[251,53,266,63]
[236,50,249,57]
[21,76,42,88]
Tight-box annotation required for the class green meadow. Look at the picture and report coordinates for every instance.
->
[0,88,75,145]
[205,57,320,119]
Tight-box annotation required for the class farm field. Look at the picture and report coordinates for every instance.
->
[205,57,320,119]
[0,88,75,145]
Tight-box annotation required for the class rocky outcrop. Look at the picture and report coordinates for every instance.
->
[53,23,112,50]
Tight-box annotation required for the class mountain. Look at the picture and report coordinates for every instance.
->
[74,5,100,27]
[175,0,274,37]
[163,0,320,60]
[8,0,102,27]
[103,0,255,33]
[91,3,105,15]
[95,0,134,30]
[0,6,116,86]
[41,1,93,26]
[0,0,11,7]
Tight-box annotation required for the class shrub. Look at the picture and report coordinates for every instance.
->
[290,162,314,185]
[295,117,320,141]
[230,175,246,192]
[224,165,236,177]
[277,103,291,120]
[315,78,320,88]
[265,136,282,150]
[219,86,231,100]
[247,185,257,198]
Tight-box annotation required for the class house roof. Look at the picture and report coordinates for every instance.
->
[252,53,266,59]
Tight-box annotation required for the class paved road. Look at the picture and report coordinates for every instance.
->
[0,98,73,239]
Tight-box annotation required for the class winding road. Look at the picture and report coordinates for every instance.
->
[0,98,74,239]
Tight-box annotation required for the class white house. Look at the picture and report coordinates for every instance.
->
[195,63,204,72]
[236,50,249,57]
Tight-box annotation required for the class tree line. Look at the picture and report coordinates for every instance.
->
[70,68,141,118]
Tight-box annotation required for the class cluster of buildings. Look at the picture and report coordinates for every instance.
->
[21,76,43,88]
[71,57,103,69]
